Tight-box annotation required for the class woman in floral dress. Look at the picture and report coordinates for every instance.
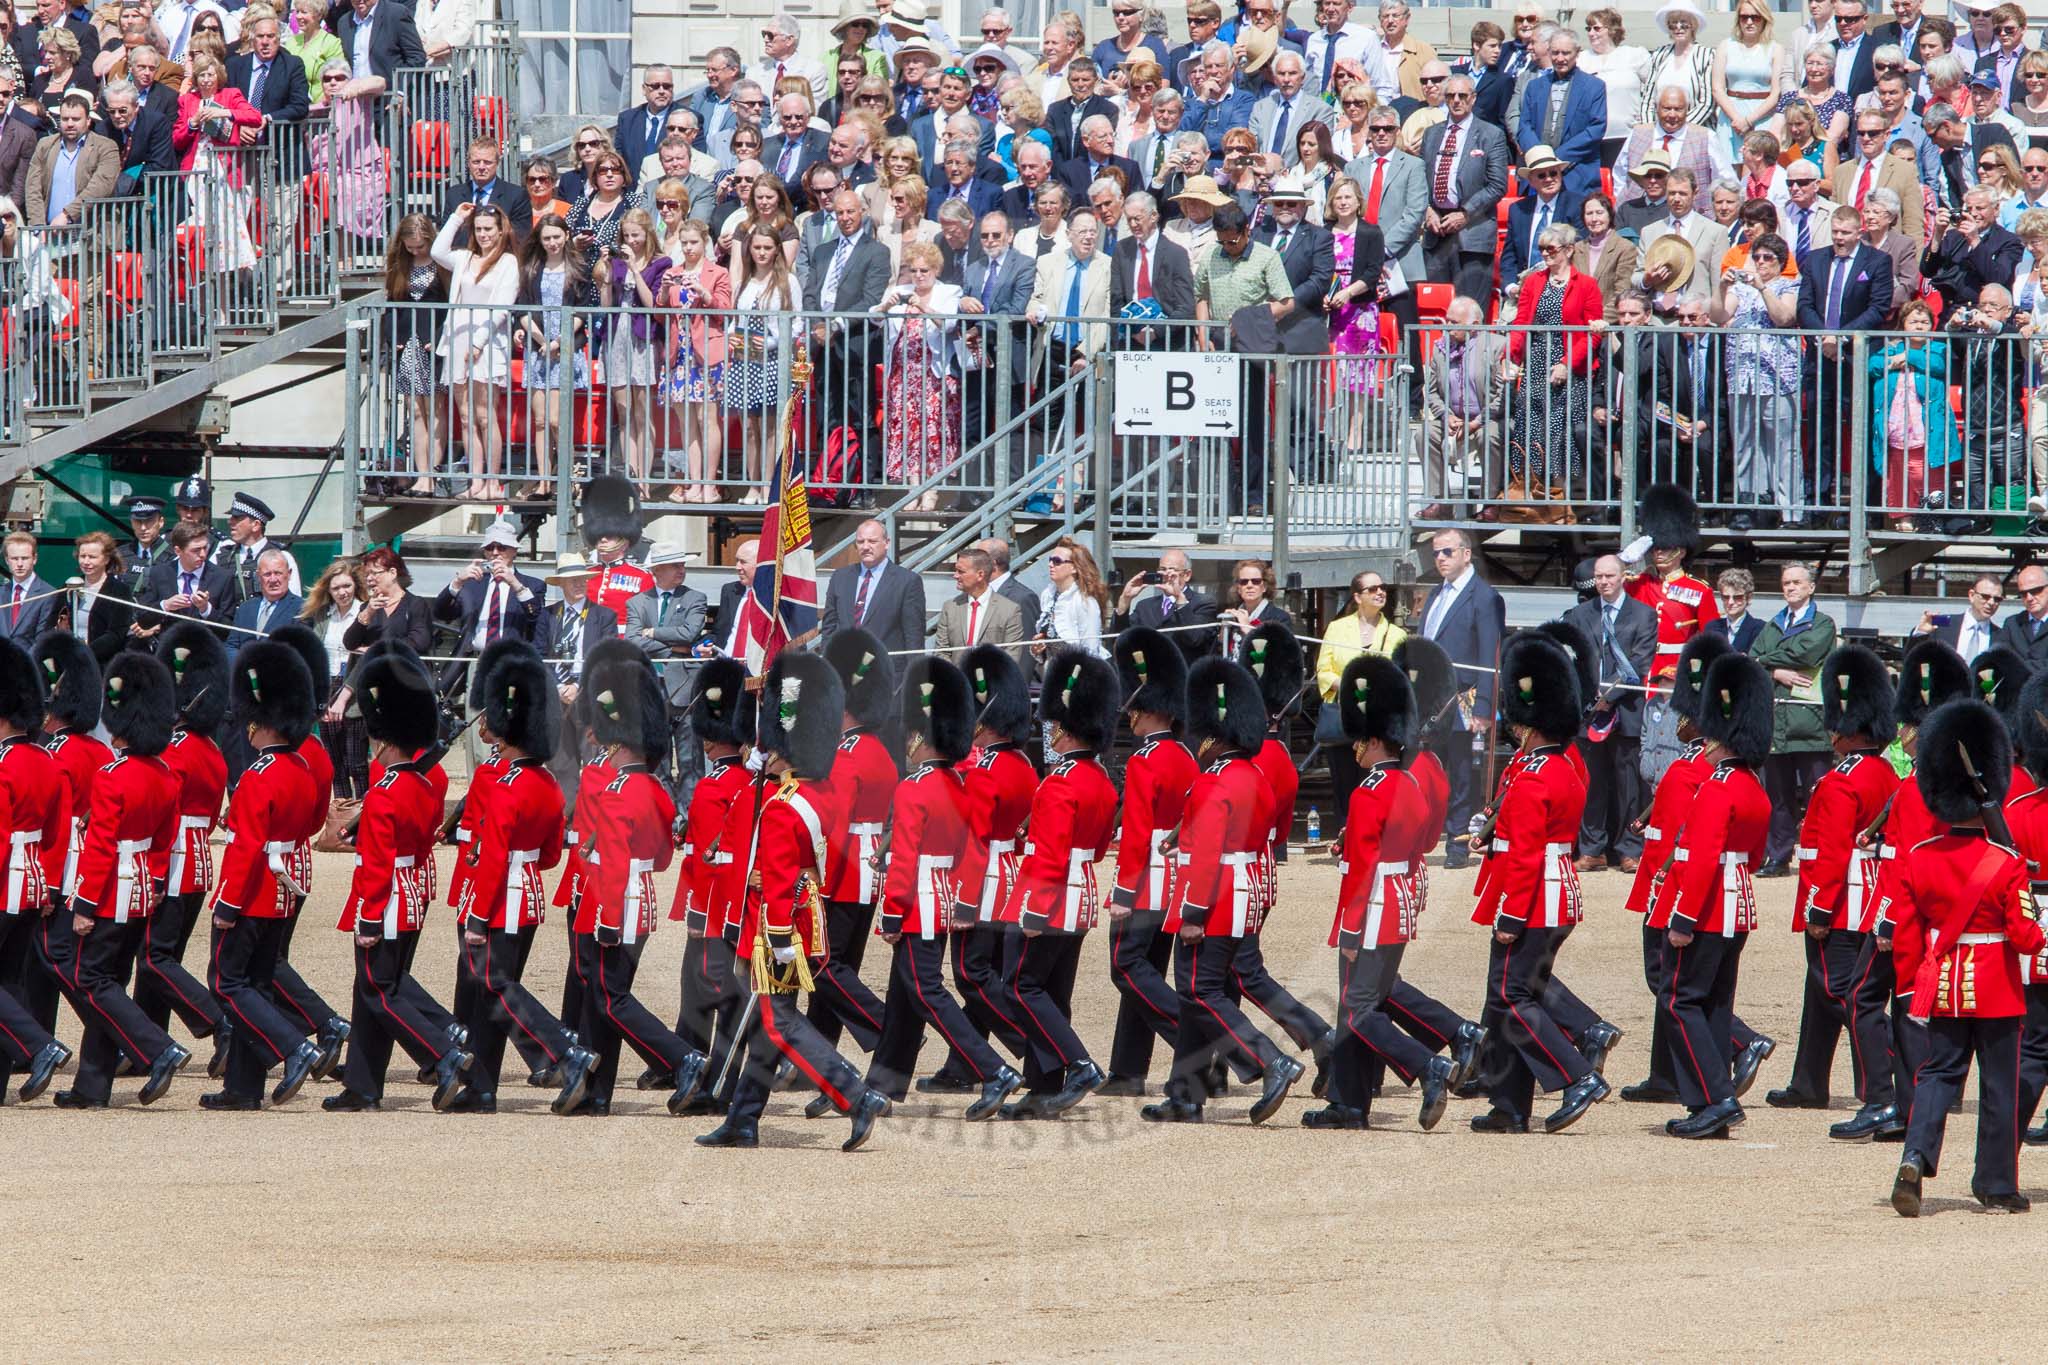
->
[878,241,964,512]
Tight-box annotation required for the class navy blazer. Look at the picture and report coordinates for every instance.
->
[822,559,928,656]
[760,128,831,184]
[432,571,547,647]
[441,176,535,244]
[0,575,55,642]
[1045,93,1117,162]
[1562,594,1658,736]
[96,108,178,194]
[926,175,1001,222]
[1796,244,1894,338]
[331,0,426,85]
[1500,187,1585,284]
[142,556,238,624]
[614,101,676,184]
[1515,69,1605,195]
[1253,219,1335,310]
[233,591,305,636]
[1702,613,1764,654]
[1417,572,1506,717]
[227,50,311,124]
[1056,152,1143,200]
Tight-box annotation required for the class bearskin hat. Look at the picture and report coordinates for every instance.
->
[585,656,671,762]
[101,651,174,756]
[479,640,559,761]
[355,651,441,755]
[157,621,230,738]
[1536,618,1597,717]
[824,627,897,729]
[689,656,749,749]
[1497,631,1582,741]
[1115,626,1187,726]
[271,625,332,711]
[962,644,1031,744]
[1970,644,2032,729]
[1916,698,2013,824]
[578,474,644,547]
[1821,644,1895,747]
[900,657,975,764]
[1184,656,1268,753]
[1640,482,1701,557]
[468,637,538,712]
[1338,654,1415,754]
[231,638,316,746]
[1697,653,1773,766]
[1671,631,1733,725]
[2013,669,2048,785]
[1395,636,1456,733]
[1040,648,1121,751]
[0,638,42,735]
[762,650,844,780]
[1239,621,1305,718]
[1896,638,1970,728]
[33,632,100,732]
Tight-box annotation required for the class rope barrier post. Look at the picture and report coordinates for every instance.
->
[1092,352,1113,574]
[342,313,369,556]
[1271,356,1292,591]
[1619,335,1640,545]
[1847,330,1873,596]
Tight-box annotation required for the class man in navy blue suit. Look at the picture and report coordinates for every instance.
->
[1514,29,1604,198]
[95,79,177,195]
[1417,527,1504,867]
[440,136,534,245]
[1701,568,1764,653]
[1796,205,1893,514]
[1499,145,1583,288]
[229,549,303,636]
[431,520,546,667]
[226,14,310,132]
[927,139,1001,221]
[615,65,679,187]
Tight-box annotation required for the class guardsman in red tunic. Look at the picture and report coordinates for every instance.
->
[204,640,327,1110]
[696,651,894,1152]
[664,656,753,1097]
[326,652,471,1112]
[1768,646,1902,1129]
[919,645,1035,1093]
[579,475,653,628]
[1232,623,1333,1092]
[549,634,639,1054]
[1469,631,1609,1135]
[1883,699,2047,1216]
[862,657,1022,1116]
[50,652,190,1107]
[810,628,899,1056]
[1306,655,1458,1131]
[687,687,764,1115]
[30,635,111,1038]
[1001,648,1116,1119]
[273,624,348,1074]
[1144,657,1306,1125]
[1619,483,1721,683]
[136,623,229,1069]
[551,654,709,1118]
[450,641,584,1113]
[1650,653,1773,1139]
[0,639,69,1103]
[1102,627,1193,1096]
[1859,639,1971,1142]
[2003,673,2048,1144]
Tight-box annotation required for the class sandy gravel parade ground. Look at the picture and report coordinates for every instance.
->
[15,843,2048,1362]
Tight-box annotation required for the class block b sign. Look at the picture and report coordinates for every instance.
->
[1112,351,1242,437]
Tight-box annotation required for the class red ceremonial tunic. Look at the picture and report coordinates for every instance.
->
[1008,751,1117,934]
[1887,829,2046,1020]
[1650,760,1770,936]
[374,751,449,903]
[1625,740,1709,917]
[1872,769,1940,940]
[1472,744,1588,931]
[1792,749,1898,932]
[552,754,618,912]
[44,728,111,900]
[1251,732,1296,910]
[671,757,751,927]
[1405,747,1450,916]
[338,761,439,936]
[705,775,766,942]
[587,559,653,627]
[1111,730,1197,915]
[0,734,62,914]
[574,766,676,943]
[959,741,1035,924]
[297,734,335,829]
[1333,762,1429,949]
[157,729,226,898]
[1626,569,1720,681]
[447,750,504,909]
[72,752,178,922]
[821,728,897,906]
[880,761,973,939]
[2003,786,2048,984]
[458,758,565,932]
[1168,752,1266,938]
[736,776,833,961]
[214,746,319,920]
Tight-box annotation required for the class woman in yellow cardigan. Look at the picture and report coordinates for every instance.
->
[1315,570,1406,849]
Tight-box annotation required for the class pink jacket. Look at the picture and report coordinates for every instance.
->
[172,87,264,180]
[659,260,732,369]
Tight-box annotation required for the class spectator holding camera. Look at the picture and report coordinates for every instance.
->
[1923,184,2023,324]
[1943,281,2029,535]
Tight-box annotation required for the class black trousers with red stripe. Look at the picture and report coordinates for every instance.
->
[940,923,1028,1076]
[2017,982,2048,1132]
[1008,931,1093,1093]
[1663,931,1748,1110]
[1107,909,1179,1081]
[729,988,865,1126]
[343,931,455,1100]
[559,916,586,1044]
[868,933,1007,1098]
[464,926,570,1092]
[1333,945,1437,1112]
[1638,921,1680,1092]
[1480,925,1591,1119]
[1785,928,1865,1102]
[1168,932,1285,1106]
[1905,1013,2024,1196]
[58,917,174,1102]
[395,929,458,1040]
[271,906,339,1036]
[1850,934,1912,1113]
[0,910,50,1083]
[577,933,701,1106]
[211,916,306,1099]
[19,897,61,1033]
[1231,930,1329,1056]
[676,931,750,1091]
[1384,977,1470,1052]
[808,899,886,1053]
[136,890,223,1038]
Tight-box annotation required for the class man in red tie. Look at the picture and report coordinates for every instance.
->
[0,531,53,642]
[433,521,545,670]
[1111,191,1195,343]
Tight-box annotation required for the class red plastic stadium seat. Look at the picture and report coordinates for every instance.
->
[1415,282,1453,321]
[105,252,145,307]
[473,96,506,141]
[53,278,79,339]
[1504,169,1520,199]
[174,224,206,299]
[411,120,452,179]
[1601,167,1614,199]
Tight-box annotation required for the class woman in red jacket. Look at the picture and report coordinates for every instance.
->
[1502,221,1603,522]
[172,54,264,177]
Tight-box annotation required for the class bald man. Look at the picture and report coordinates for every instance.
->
[1560,555,1658,871]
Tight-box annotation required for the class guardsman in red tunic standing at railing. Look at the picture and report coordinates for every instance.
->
[1619,483,1720,684]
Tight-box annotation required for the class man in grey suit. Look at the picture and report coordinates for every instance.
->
[1110,192,1196,327]
[1417,527,1504,866]
[802,189,894,490]
[961,212,1036,474]
[821,520,928,656]
[1247,50,1338,168]
[1997,564,2048,668]
[1416,73,1508,306]
[1418,295,1507,519]
[624,543,709,807]
[933,548,1027,667]
[1345,107,1427,405]
[760,93,831,185]
[0,532,53,642]
[539,554,620,807]
[1562,555,1657,871]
